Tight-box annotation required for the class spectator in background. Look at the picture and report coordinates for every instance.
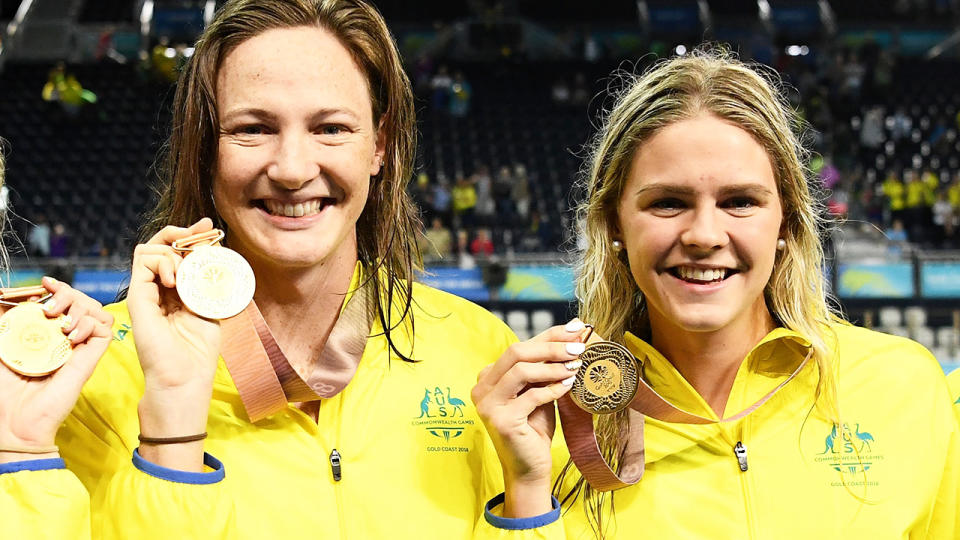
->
[28,214,51,257]
[150,37,180,83]
[430,64,452,111]
[449,71,472,117]
[430,175,452,226]
[469,228,494,257]
[904,169,934,243]
[420,217,452,259]
[890,106,912,142]
[933,191,954,247]
[456,229,475,269]
[859,105,885,149]
[493,165,514,217]
[882,169,906,226]
[451,175,476,228]
[49,223,70,257]
[41,62,98,118]
[571,72,590,105]
[473,165,495,223]
[512,163,531,221]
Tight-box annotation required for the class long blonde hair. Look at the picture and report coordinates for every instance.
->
[558,48,839,534]
[140,0,421,358]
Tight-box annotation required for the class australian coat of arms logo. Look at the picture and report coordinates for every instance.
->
[814,422,883,485]
[411,386,475,452]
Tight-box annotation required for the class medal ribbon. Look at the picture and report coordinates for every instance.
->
[219,285,373,422]
[558,331,812,491]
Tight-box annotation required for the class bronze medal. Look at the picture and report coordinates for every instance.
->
[0,297,71,377]
[569,340,640,414]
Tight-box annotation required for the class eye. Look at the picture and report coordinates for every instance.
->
[320,124,347,136]
[236,124,268,136]
[649,198,686,211]
[723,197,758,211]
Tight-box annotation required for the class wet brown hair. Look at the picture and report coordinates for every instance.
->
[141,0,420,358]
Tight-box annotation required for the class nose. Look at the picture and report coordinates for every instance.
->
[679,207,729,251]
[267,133,319,189]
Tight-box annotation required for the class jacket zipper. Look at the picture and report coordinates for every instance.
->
[329,448,342,481]
[736,418,759,539]
[733,441,748,471]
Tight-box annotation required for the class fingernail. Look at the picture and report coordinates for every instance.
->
[565,359,582,371]
[43,300,57,312]
[561,375,576,386]
[565,319,584,332]
[67,329,78,341]
[60,315,73,329]
[565,342,585,356]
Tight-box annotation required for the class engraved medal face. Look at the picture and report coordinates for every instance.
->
[0,302,71,377]
[176,245,255,320]
[569,341,640,414]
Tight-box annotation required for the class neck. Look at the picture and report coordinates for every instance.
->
[244,250,359,359]
[649,306,775,416]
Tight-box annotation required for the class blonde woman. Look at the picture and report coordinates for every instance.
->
[473,50,959,538]
[0,151,115,539]
[53,1,514,538]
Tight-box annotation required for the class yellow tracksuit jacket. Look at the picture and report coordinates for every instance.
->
[2,278,515,538]
[949,368,960,423]
[477,324,960,539]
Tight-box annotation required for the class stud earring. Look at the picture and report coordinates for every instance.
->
[612,240,623,251]
[777,238,786,250]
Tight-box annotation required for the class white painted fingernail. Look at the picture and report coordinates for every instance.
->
[565,319,584,332]
[60,315,73,329]
[565,342,585,356]
[67,329,78,341]
[565,359,582,371]
[42,300,56,312]
[561,375,576,386]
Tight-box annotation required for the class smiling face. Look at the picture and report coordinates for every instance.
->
[213,25,384,270]
[616,113,783,342]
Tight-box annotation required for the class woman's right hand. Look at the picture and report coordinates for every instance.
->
[127,218,221,471]
[472,320,587,518]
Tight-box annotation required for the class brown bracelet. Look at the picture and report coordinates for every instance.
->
[0,444,59,454]
[138,433,207,445]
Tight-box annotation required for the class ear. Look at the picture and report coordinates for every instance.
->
[370,118,387,177]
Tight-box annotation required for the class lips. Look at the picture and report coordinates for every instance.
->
[260,198,334,218]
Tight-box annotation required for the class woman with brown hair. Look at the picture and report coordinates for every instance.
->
[54,1,514,537]
[473,50,959,538]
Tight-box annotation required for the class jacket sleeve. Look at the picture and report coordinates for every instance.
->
[0,459,91,540]
[56,323,239,540]
[923,385,960,539]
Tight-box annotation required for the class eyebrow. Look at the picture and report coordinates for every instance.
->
[633,182,775,198]
[220,107,360,123]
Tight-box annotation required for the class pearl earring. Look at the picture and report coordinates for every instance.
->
[612,240,623,251]
[777,238,786,250]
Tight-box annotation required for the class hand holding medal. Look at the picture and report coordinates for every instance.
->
[0,277,113,462]
[128,218,254,472]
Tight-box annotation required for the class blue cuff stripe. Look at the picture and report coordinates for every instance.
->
[132,448,225,485]
[0,458,65,475]
[484,492,561,530]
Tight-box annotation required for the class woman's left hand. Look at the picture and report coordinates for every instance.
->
[0,277,114,462]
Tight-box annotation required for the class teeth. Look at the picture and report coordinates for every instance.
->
[263,199,326,218]
[677,267,726,282]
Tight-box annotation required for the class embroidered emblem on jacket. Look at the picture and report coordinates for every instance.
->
[411,386,475,452]
[814,423,883,486]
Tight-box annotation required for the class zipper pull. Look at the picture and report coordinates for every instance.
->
[329,448,342,481]
[733,441,748,472]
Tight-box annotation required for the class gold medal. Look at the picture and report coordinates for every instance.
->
[569,339,640,415]
[0,288,71,377]
[173,229,255,320]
